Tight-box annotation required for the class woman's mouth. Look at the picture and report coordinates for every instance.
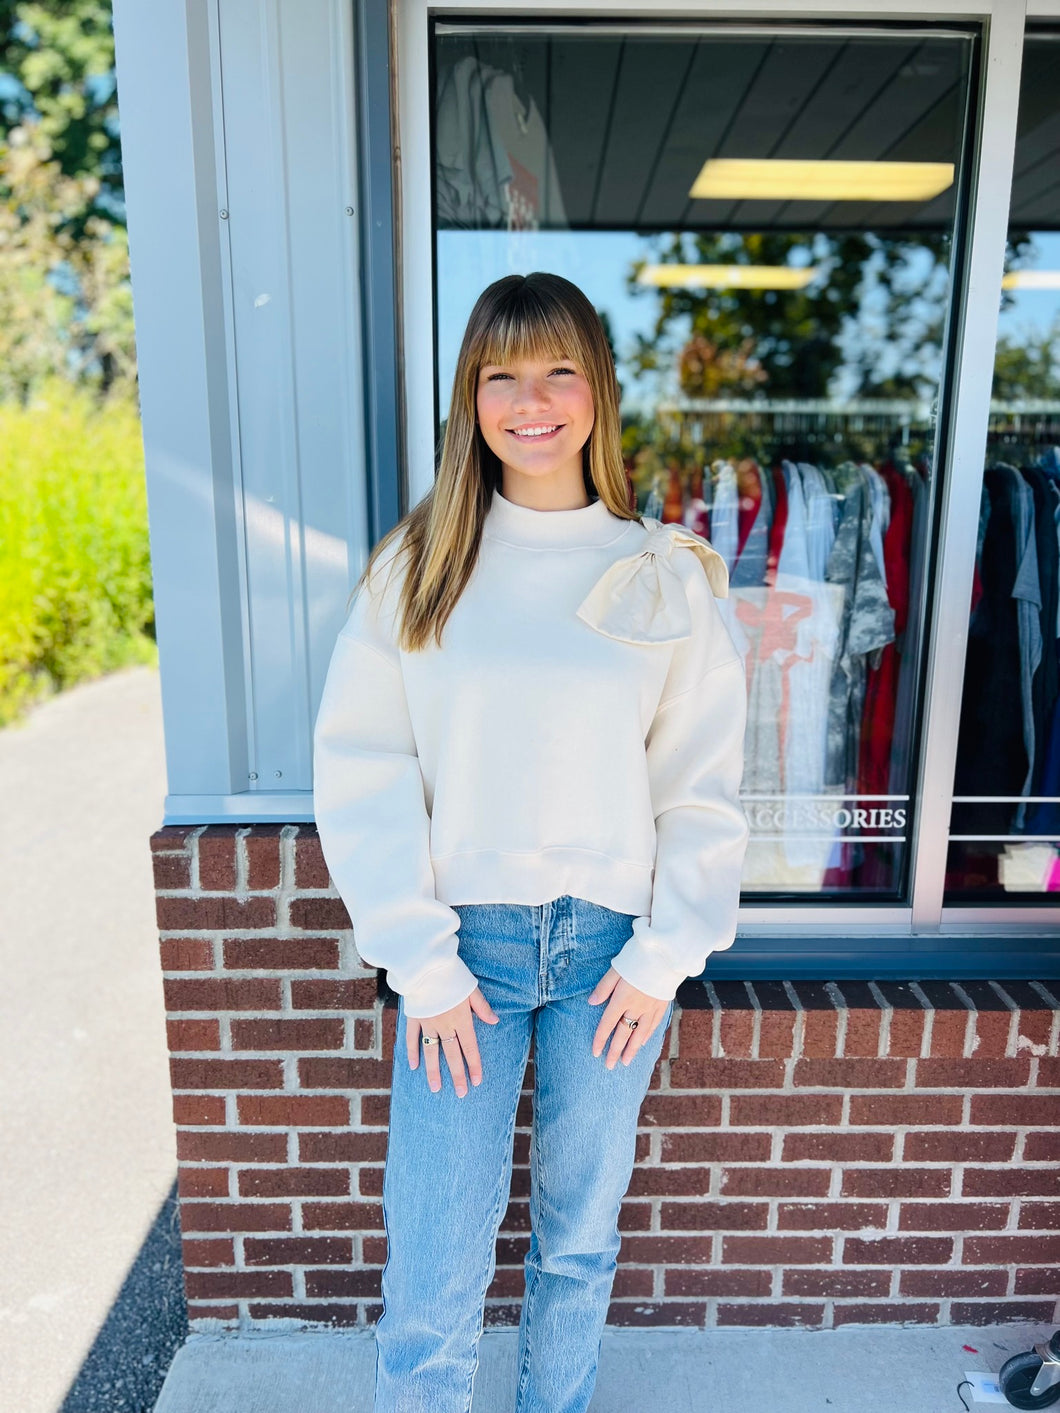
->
[507,423,564,442]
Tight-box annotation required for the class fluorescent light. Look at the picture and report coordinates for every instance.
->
[1001,270,1060,290]
[690,158,955,202]
[637,263,819,290]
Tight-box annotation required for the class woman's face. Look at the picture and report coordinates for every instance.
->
[475,352,595,494]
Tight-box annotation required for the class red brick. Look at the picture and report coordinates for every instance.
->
[302,1201,384,1231]
[666,1268,771,1297]
[659,1201,768,1232]
[181,1237,234,1266]
[783,1269,890,1297]
[163,977,282,1012]
[298,1058,391,1088]
[362,1237,389,1264]
[353,1018,376,1051]
[842,1236,953,1265]
[729,1094,843,1127]
[1015,1268,1060,1294]
[153,852,192,890]
[294,831,331,889]
[918,983,971,1057]
[718,1303,824,1326]
[360,1094,390,1127]
[151,825,199,852]
[966,1237,1060,1271]
[186,1269,293,1298]
[487,1269,526,1299]
[187,1303,239,1321]
[299,1131,388,1163]
[793,1058,905,1088]
[160,937,215,971]
[714,981,754,1058]
[963,1168,1060,1197]
[500,1200,530,1232]
[951,1300,1057,1324]
[777,1202,887,1232]
[173,1094,226,1126]
[1025,1132,1060,1160]
[237,1167,350,1198]
[833,982,882,1056]
[833,1301,939,1325]
[875,982,927,1057]
[914,1058,1031,1088]
[790,983,839,1058]
[223,938,340,970]
[902,1130,1015,1163]
[248,1302,362,1324]
[289,897,351,931]
[842,1168,950,1199]
[606,1301,706,1327]
[484,1303,523,1327]
[721,1167,831,1198]
[900,1268,1008,1297]
[618,1203,653,1232]
[236,1095,350,1127]
[177,1131,287,1163]
[849,1094,963,1126]
[177,1166,230,1199]
[958,981,1014,1058]
[305,1269,382,1298]
[612,1268,654,1298]
[167,1019,221,1051]
[244,1236,353,1266]
[179,1202,292,1233]
[669,1058,784,1089]
[758,1008,797,1058]
[359,1168,383,1198]
[783,1132,894,1162]
[1036,1058,1060,1086]
[290,978,379,1008]
[639,1094,722,1127]
[170,1058,283,1091]
[674,1008,714,1057]
[245,828,283,890]
[661,1131,772,1163]
[198,828,238,891]
[722,1235,832,1264]
[898,1202,1009,1231]
[626,1167,712,1197]
[621,1236,715,1264]
[230,1019,345,1052]
[971,1093,1060,1127]
[157,896,277,932]
[1018,1201,1060,1229]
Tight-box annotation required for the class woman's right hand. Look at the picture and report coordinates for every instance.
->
[405,987,500,1097]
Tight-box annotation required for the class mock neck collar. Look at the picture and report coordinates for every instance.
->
[483,487,631,549]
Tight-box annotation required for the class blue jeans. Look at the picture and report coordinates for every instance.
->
[374,894,674,1413]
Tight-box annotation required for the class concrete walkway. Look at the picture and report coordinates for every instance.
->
[153,1322,1055,1412]
[0,665,186,1412]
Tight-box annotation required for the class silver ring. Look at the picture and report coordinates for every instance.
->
[623,1016,639,1030]
[440,1032,458,1043]
[421,1034,440,1047]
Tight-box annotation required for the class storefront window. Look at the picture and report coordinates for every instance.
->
[946,30,1060,903]
[431,21,974,900]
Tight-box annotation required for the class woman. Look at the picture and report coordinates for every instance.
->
[312,271,749,1413]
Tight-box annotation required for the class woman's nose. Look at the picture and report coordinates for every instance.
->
[513,378,552,409]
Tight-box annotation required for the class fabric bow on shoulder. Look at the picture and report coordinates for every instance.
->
[575,517,730,645]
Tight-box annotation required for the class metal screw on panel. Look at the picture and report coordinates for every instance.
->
[249,772,258,781]
[345,206,354,215]
[220,209,229,219]
[275,770,283,779]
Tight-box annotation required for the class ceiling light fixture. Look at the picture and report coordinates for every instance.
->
[690,158,955,202]
[637,263,819,290]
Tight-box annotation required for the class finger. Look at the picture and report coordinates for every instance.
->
[593,994,628,1057]
[441,1033,468,1097]
[587,968,619,1007]
[458,1020,485,1087]
[606,1014,642,1069]
[469,989,500,1024]
[406,1017,421,1069]
[423,1038,443,1093]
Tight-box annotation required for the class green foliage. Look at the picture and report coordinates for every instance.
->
[0,376,155,727]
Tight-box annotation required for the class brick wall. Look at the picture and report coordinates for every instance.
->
[153,823,1060,1331]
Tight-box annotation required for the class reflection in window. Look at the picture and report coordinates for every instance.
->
[947,32,1060,901]
[432,24,974,899]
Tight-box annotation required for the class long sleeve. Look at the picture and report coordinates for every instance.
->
[311,541,479,1019]
[608,554,750,1000]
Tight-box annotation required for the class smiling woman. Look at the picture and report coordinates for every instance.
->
[476,354,596,497]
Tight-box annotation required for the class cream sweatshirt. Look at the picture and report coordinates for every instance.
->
[312,487,750,1018]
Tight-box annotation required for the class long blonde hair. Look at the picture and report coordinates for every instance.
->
[350,271,639,652]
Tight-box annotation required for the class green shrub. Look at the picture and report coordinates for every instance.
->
[0,376,156,727]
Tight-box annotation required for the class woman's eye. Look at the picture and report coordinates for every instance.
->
[484,367,576,381]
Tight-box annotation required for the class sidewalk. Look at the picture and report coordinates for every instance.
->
[153,1321,1055,1411]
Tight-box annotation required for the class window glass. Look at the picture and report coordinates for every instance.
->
[432,22,974,899]
[946,31,1060,902]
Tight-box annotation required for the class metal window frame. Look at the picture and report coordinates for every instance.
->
[396,0,1060,972]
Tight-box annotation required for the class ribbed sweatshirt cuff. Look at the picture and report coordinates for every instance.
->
[397,953,479,1019]
[608,935,690,1003]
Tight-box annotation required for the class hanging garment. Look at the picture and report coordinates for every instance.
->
[709,459,740,574]
[729,459,773,588]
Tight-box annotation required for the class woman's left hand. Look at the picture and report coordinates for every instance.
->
[587,968,671,1068]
